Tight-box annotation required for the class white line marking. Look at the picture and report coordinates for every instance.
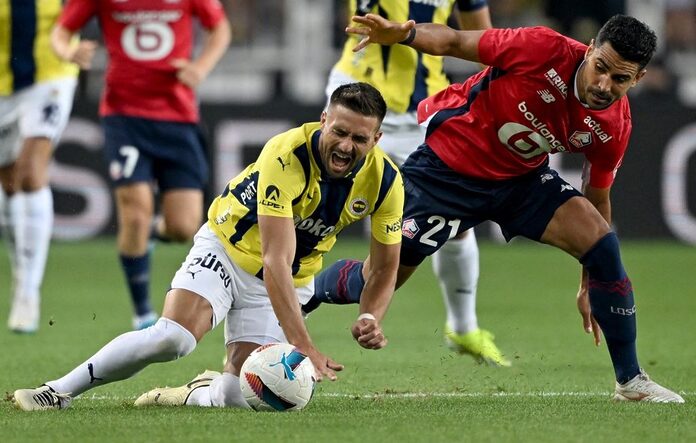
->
[81,391,694,401]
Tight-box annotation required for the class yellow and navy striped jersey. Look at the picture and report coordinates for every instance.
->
[208,122,404,287]
[335,0,477,113]
[0,0,78,95]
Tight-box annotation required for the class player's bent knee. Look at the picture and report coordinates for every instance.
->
[147,318,197,361]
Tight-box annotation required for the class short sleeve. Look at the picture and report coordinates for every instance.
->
[58,0,97,31]
[191,0,226,29]
[256,137,307,218]
[370,162,404,245]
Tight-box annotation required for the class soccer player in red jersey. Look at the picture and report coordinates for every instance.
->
[50,0,231,330]
[316,14,684,402]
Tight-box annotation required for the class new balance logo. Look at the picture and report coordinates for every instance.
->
[537,89,555,103]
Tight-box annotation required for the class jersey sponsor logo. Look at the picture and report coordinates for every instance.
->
[260,185,283,209]
[402,218,419,239]
[569,130,592,148]
[294,216,336,238]
[386,218,402,235]
[186,253,232,288]
[537,89,556,104]
[497,101,567,159]
[611,305,636,316]
[583,116,613,143]
[544,68,568,98]
[348,198,369,216]
[238,181,258,206]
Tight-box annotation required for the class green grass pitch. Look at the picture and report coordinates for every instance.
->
[1,238,695,442]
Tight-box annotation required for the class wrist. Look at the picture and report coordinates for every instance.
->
[399,27,416,45]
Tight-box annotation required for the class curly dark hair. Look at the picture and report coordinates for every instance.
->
[329,82,387,123]
[596,15,657,69]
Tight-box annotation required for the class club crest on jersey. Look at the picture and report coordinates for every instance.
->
[544,68,568,98]
[260,185,283,210]
[402,218,419,239]
[348,198,369,216]
[569,130,592,148]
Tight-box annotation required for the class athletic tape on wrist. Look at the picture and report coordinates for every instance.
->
[357,313,376,321]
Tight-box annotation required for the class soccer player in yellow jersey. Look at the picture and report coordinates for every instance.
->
[320,0,510,366]
[0,0,95,333]
[13,83,405,411]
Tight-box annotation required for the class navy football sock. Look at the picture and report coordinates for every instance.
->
[580,232,640,383]
[303,259,365,314]
[119,252,152,316]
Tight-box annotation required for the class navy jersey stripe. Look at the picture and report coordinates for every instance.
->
[228,171,260,245]
[373,158,398,213]
[407,2,437,111]
[291,143,311,206]
[10,0,37,91]
[425,67,506,138]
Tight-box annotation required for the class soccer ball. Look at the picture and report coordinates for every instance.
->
[239,343,316,411]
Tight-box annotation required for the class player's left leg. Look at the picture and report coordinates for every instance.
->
[540,196,683,402]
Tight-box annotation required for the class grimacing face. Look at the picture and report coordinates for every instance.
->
[577,40,646,110]
[318,104,382,178]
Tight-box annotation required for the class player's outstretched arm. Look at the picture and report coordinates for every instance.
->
[259,214,344,381]
[50,25,97,69]
[347,13,484,62]
[351,238,400,350]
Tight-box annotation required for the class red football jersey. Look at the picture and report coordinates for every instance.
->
[59,0,225,122]
[418,27,632,188]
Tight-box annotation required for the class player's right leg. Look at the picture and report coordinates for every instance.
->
[12,290,210,411]
[13,225,233,411]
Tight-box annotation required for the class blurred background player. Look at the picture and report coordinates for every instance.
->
[51,0,231,329]
[0,0,94,333]
[12,83,404,411]
[316,0,509,366]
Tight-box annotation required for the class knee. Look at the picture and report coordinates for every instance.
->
[162,216,199,243]
[148,318,197,360]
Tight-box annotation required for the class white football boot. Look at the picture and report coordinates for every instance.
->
[13,385,72,411]
[134,370,220,406]
[614,370,685,403]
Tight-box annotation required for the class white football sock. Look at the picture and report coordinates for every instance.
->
[208,372,250,408]
[0,192,25,288]
[432,230,480,334]
[46,318,196,397]
[20,187,53,300]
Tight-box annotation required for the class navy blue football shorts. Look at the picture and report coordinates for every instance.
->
[102,115,208,191]
[399,144,583,266]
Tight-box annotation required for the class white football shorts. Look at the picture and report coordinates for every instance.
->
[325,68,426,166]
[0,77,77,166]
[170,224,314,346]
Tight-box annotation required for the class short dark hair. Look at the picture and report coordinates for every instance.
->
[596,14,657,70]
[329,82,387,123]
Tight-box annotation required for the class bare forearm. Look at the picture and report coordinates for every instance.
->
[51,25,75,61]
[194,20,231,76]
[264,260,313,349]
[408,23,468,58]
[359,267,396,322]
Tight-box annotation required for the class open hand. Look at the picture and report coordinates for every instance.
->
[346,14,415,52]
[577,286,601,346]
